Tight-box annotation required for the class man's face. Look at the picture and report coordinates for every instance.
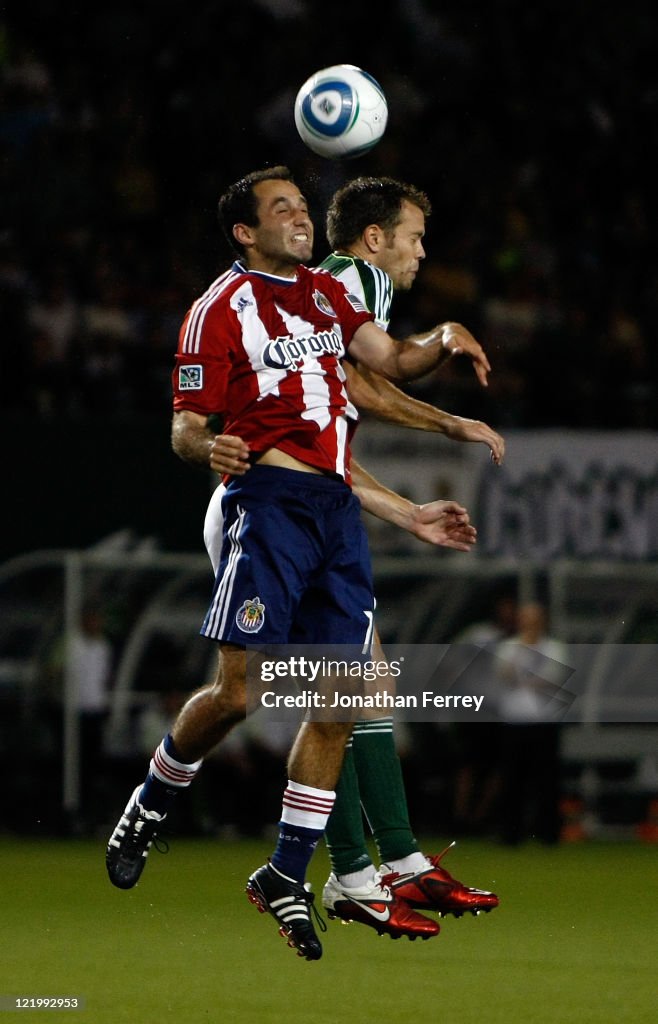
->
[374,199,426,291]
[243,179,314,275]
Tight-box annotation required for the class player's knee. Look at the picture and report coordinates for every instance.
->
[310,720,354,744]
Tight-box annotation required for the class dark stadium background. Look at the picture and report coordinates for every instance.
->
[2,7,657,1023]
[3,0,657,558]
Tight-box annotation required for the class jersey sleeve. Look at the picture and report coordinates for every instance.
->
[171,302,233,415]
[353,260,392,330]
[319,254,392,329]
[320,272,375,346]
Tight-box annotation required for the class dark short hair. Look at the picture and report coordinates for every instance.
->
[217,165,296,258]
[326,176,431,251]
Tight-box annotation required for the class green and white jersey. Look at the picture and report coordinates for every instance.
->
[319,252,393,330]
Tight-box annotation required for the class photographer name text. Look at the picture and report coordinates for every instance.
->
[260,691,484,711]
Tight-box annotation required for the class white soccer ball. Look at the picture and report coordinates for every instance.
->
[294,64,388,160]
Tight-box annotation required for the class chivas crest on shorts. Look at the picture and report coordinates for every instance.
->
[236,596,266,633]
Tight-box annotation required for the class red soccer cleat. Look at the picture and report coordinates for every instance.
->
[322,872,440,940]
[381,843,499,918]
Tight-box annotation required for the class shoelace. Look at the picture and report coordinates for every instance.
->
[125,813,169,856]
[372,875,394,897]
[427,840,458,882]
[304,887,327,934]
[435,839,457,863]
[380,841,459,888]
[379,870,401,887]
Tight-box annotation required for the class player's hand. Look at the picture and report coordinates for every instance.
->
[209,434,250,476]
[440,322,491,388]
[442,415,505,464]
[409,499,477,552]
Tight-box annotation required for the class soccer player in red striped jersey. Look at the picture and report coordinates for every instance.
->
[204,177,501,940]
[106,166,492,961]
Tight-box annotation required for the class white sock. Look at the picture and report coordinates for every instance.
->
[337,866,377,889]
[149,738,203,788]
[281,780,335,830]
[381,851,431,874]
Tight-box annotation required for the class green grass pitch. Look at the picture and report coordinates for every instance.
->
[0,837,655,1024]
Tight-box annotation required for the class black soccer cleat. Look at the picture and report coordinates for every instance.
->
[246,862,325,961]
[106,786,167,890]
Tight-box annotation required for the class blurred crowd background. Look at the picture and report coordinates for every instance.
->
[2,1,657,431]
[2,2,658,843]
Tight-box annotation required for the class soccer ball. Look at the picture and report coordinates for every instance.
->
[294,64,388,160]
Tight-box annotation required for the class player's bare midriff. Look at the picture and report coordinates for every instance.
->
[257,447,326,475]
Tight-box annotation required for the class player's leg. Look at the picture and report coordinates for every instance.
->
[226,470,354,958]
[350,631,499,918]
[170,643,247,761]
[277,491,439,941]
[324,738,372,877]
[106,472,283,892]
[321,631,437,939]
[322,718,439,938]
[354,717,425,865]
[246,715,354,960]
[274,483,374,889]
[106,644,247,889]
[245,476,373,957]
[350,631,423,868]
[271,716,354,881]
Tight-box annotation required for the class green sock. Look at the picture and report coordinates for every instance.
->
[352,718,420,864]
[324,741,373,876]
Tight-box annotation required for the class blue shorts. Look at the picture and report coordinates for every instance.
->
[201,465,374,648]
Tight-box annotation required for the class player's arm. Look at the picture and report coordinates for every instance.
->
[343,361,505,464]
[403,323,491,387]
[171,410,250,475]
[349,319,491,388]
[351,458,476,552]
[196,430,476,551]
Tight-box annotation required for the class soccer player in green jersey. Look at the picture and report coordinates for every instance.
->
[318,177,500,933]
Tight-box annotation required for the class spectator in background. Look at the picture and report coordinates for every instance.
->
[68,603,114,832]
[495,601,567,845]
[4,9,658,431]
[27,268,80,415]
[0,233,32,413]
[449,592,518,836]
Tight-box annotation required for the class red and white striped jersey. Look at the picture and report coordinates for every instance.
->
[172,261,374,482]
